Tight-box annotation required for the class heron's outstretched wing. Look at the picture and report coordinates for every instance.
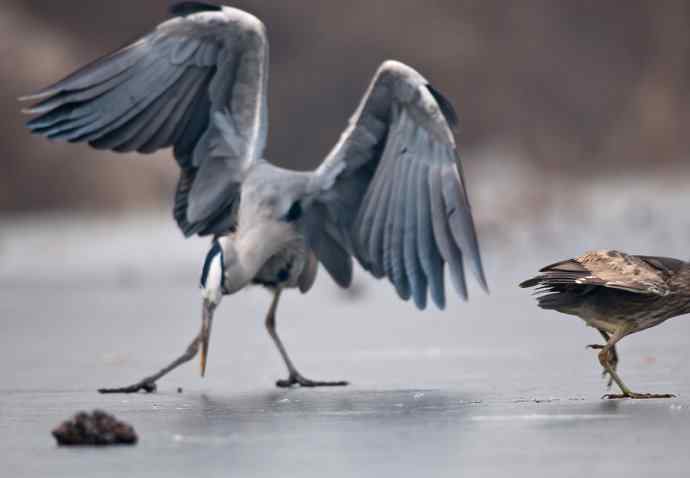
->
[304,61,487,310]
[520,250,673,296]
[21,2,268,237]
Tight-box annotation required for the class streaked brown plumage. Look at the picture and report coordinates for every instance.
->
[520,249,690,399]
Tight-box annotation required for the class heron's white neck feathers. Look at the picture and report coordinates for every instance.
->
[201,253,224,305]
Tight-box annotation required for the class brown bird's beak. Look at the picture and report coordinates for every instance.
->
[200,299,216,377]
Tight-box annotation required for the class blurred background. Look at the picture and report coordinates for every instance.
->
[2,0,689,216]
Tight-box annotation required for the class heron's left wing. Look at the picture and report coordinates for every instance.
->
[304,61,487,310]
[21,3,269,237]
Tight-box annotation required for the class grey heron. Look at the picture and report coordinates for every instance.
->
[520,250,683,399]
[22,1,488,392]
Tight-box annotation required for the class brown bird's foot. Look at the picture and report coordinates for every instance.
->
[588,344,619,388]
[276,373,348,388]
[98,380,158,394]
[602,392,676,400]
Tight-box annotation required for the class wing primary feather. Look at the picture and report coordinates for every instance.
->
[21,41,146,101]
[381,110,406,285]
[27,51,169,142]
[403,157,428,309]
[370,116,401,278]
[112,68,200,152]
[389,132,412,301]
[171,71,214,166]
[428,144,467,300]
[416,162,445,309]
[441,158,488,292]
[24,66,134,118]
[32,111,100,140]
[59,55,180,143]
[354,139,389,272]
[118,66,204,152]
[139,68,209,153]
[86,55,189,147]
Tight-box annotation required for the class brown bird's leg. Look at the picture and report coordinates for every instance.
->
[587,330,618,387]
[266,288,348,388]
[98,334,202,394]
[599,326,675,400]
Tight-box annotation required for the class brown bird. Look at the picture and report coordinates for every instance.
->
[520,250,688,399]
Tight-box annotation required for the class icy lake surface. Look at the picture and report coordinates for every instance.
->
[3,175,690,477]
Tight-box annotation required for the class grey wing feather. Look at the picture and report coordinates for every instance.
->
[301,202,353,289]
[21,5,269,237]
[304,60,487,309]
[298,252,319,293]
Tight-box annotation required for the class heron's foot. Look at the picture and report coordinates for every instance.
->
[276,373,348,388]
[98,379,158,394]
[602,392,676,400]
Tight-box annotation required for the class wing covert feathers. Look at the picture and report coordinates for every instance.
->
[520,250,674,297]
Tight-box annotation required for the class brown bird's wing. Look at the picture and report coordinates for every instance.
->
[520,250,672,296]
[518,257,589,288]
[635,255,686,276]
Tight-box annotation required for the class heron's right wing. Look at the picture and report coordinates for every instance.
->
[520,250,672,296]
[304,61,487,310]
[21,2,269,237]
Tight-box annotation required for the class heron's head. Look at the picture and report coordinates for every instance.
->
[198,236,233,377]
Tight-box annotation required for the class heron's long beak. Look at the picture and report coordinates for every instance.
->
[200,299,216,377]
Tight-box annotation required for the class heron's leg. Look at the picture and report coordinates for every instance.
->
[98,334,201,394]
[265,288,348,388]
[599,326,674,399]
[587,329,618,387]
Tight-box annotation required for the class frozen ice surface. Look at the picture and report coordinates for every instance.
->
[3,175,690,476]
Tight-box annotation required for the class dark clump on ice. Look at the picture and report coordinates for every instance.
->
[52,410,138,446]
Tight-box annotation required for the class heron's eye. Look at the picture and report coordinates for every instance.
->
[283,201,303,222]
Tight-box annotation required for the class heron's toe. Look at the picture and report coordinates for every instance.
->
[602,392,676,400]
[275,374,348,388]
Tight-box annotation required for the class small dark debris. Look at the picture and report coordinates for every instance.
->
[513,398,560,404]
[52,410,137,446]
[177,387,183,394]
